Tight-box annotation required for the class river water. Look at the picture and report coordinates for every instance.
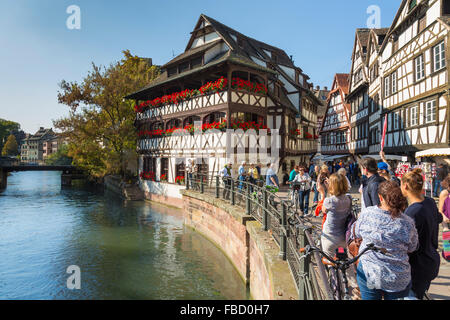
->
[0,171,248,300]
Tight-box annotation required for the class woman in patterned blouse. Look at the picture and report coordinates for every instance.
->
[354,180,419,300]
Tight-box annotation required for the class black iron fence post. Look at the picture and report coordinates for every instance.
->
[200,175,204,194]
[215,176,220,198]
[230,178,235,205]
[246,182,251,214]
[298,228,310,300]
[262,188,268,231]
[279,201,287,261]
[186,173,190,190]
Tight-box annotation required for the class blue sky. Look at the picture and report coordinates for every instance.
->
[0,0,402,133]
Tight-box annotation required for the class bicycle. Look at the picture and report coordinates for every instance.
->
[287,182,300,213]
[299,243,392,300]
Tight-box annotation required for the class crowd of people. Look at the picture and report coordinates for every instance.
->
[284,152,449,300]
[213,155,450,299]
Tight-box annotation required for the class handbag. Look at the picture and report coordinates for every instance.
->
[348,224,362,265]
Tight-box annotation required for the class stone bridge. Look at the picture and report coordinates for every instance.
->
[0,160,84,189]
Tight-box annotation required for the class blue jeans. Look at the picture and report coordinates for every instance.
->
[356,263,410,300]
[433,179,442,197]
[312,184,319,203]
[298,190,310,215]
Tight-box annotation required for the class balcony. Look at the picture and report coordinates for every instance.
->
[138,130,273,156]
[136,89,267,121]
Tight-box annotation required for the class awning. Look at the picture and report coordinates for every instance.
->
[362,154,406,161]
[312,154,350,162]
[415,148,450,158]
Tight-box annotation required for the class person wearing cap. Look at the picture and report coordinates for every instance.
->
[378,152,401,185]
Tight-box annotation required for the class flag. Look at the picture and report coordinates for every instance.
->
[381,114,388,151]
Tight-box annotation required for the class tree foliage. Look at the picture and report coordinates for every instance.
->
[44,143,73,165]
[2,134,19,156]
[0,119,20,151]
[54,50,160,178]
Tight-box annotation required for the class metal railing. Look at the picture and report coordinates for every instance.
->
[185,173,334,300]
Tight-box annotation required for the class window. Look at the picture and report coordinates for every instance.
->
[391,71,398,94]
[425,100,437,123]
[411,106,418,126]
[409,0,417,12]
[433,41,446,72]
[393,112,400,130]
[191,56,202,69]
[418,15,427,34]
[384,76,390,97]
[415,54,425,81]
[444,0,450,15]
[160,158,169,180]
[392,39,399,54]
[179,61,189,73]
[167,67,177,77]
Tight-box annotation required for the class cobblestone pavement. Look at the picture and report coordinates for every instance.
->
[278,185,450,300]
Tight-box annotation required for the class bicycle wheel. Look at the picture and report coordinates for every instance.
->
[327,267,342,300]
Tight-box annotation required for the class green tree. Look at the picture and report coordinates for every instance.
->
[45,144,73,165]
[54,50,159,178]
[2,134,19,156]
[0,119,20,151]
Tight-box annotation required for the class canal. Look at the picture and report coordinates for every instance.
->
[0,171,249,300]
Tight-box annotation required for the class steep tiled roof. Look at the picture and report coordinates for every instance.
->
[356,29,371,58]
[335,73,350,95]
[126,14,307,100]
[162,40,222,68]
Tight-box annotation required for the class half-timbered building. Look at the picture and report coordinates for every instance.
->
[366,28,390,156]
[379,0,450,162]
[319,74,352,157]
[126,14,322,198]
[347,29,371,156]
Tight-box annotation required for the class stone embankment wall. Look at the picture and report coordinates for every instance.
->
[181,190,298,300]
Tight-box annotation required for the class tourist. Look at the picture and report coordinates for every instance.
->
[221,163,232,199]
[320,173,352,257]
[338,168,351,192]
[379,152,401,185]
[289,165,300,183]
[247,163,259,193]
[292,166,312,216]
[265,163,279,189]
[435,164,448,197]
[439,175,450,231]
[354,180,419,300]
[238,161,247,191]
[360,157,385,208]
[352,162,360,186]
[311,165,320,204]
[401,168,443,300]
[308,163,315,176]
[317,164,330,201]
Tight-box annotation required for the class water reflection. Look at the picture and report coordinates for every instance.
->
[0,171,248,300]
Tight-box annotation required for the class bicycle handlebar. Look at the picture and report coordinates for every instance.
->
[299,243,391,268]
